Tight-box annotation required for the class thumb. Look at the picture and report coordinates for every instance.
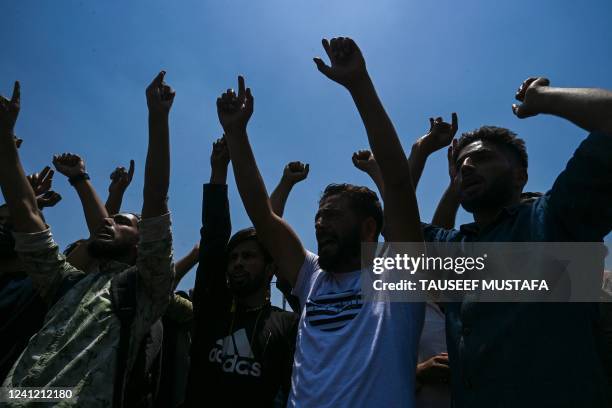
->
[313,58,333,79]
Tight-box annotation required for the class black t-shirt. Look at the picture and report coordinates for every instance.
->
[203,304,297,406]
[186,184,298,407]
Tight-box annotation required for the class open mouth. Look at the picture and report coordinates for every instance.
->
[461,177,484,195]
[95,227,114,240]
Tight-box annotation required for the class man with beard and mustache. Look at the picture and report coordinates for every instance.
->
[0,72,175,407]
[185,137,301,408]
[216,36,425,407]
[416,77,612,407]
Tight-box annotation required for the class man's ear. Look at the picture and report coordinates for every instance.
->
[361,217,378,242]
[514,167,528,191]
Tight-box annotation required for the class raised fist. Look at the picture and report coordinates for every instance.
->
[217,76,253,133]
[282,161,309,185]
[53,153,86,178]
[313,37,368,89]
[352,150,378,174]
[210,136,230,169]
[512,77,550,118]
[417,113,458,155]
[146,71,175,116]
[109,160,135,194]
[0,81,20,133]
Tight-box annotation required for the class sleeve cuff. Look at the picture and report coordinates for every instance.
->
[13,228,55,252]
[139,212,172,243]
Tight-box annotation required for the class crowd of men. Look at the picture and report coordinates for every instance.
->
[1,36,612,407]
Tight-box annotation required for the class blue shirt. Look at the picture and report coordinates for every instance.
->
[423,132,612,407]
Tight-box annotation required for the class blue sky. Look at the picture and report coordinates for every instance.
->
[3,0,612,305]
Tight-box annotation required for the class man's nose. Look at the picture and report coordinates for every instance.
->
[102,217,114,226]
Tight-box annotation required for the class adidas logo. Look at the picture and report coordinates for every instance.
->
[208,328,262,377]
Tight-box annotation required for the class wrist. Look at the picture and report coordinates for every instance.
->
[69,172,90,186]
[347,72,374,96]
[210,168,228,185]
[411,140,433,159]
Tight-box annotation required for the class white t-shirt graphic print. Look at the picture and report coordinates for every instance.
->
[288,251,425,408]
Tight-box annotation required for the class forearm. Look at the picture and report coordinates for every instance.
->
[432,184,460,229]
[536,87,612,134]
[270,178,293,217]
[105,190,124,215]
[174,249,199,290]
[0,133,45,232]
[142,115,170,218]
[224,129,275,226]
[73,180,109,234]
[210,166,228,185]
[408,142,432,190]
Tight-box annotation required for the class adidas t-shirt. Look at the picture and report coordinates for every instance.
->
[288,251,425,408]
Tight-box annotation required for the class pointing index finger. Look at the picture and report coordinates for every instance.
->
[11,81,20,105]
[238,76,246,99]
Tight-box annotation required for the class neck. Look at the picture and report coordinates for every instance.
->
[472,194,521,230]
[236,285,269,309]
[333,256,361,273]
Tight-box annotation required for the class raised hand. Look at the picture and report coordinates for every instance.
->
[52,153,86,178]
[217,76,253,133]
[109,160,135,194]
[512,77,550,118]
[146,71,175,116]
[211,136,230,170]
[416,113,458,155]
[27,166,55,196]
[313,37,368,89]
[36,191,62,209]
[0,81,20,134]
[352,150,378,174]
[282,161,309,185]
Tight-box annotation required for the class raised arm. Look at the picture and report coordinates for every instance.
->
[0,81,45,233]
[105,159,135,215]
[409,114,458,189]
[0,82,81,304]
[53,153,109,234]
[270,161,309,217]
[512,77,612,134]
[431,141,460,229]
[513,77,612,241]
[314,37,421,242]
[174,243,199,290]
[352,149,385,196]
[133,71,176,322]
[217,76,306,287]
[143,71,173,218]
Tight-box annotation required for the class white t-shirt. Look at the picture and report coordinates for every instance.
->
[288,251,425,407]
[416,303,450,408]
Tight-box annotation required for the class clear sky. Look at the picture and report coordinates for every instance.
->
[3,0,612,305]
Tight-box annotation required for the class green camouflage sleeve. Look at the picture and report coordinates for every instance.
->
[13,228,84,304]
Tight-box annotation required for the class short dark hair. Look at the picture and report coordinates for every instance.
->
[320,183,383,237]
[454,126,528,169]
[226,227,272,263]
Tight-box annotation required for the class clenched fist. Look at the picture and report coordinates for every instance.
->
[53,153,86,178]
[282,161,309,185]
[512,77,550,119]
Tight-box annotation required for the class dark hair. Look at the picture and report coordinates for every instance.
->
[454,126,528,169]
[226,227,272,263]
[320,183,383,237]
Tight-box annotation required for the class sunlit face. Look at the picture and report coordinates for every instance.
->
[88,213,139,259]
[454,140,517,213]
[226,239,270,296]
[315,195,362,271]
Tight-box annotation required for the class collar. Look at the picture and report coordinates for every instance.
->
[459,202,526,236]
